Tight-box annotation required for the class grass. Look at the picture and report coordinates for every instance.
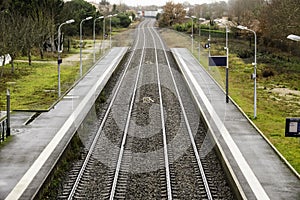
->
[0,39,102,111]
[1,62,77,110]
[216,53,300,174]
[0,22,136,111]
[1,23,299,174]
[161,28,300,174]
[0,22,137,111]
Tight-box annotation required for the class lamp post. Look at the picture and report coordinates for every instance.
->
[191,16,196,53]
[107,15,112,49]
[215,19,229,103]
[185,16,196,53]
[237,25,257,118]
[108,14,118,49]
[6,89,10,136]
[80,16,93,77]
[101,16,106,54]
[198,18,205,61]
[93,16,104,63]
[287,34,300,42]
[57,19,75,97]
[208,19,211,56]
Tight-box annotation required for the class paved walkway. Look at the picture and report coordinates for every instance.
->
[172,48,300,200]
[0,47,128,200]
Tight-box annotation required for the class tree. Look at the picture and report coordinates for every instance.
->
[158,2,186,27]
[41,0,65,54]
[260,0,300,44]
[228,0,264,25]
[0,0,64,66]
[100,0,109,6]
[59,0,99,37]
[99,0,110,15]
[0,10,29,74]
[117,13,131,28]
[192,2,228,20]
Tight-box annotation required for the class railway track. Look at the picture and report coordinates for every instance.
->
[56,18,234,200]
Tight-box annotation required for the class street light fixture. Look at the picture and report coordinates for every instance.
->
[57,19,75,97]
[108,14,118,49]
[287,34,300,42]
[237,25,257,119]
[93,16,104,63]
[80,16,93,77]
[102,16,106,53]
[208,19,212,56]
[215,19,230,103]
[185,16,196,53]
[198,18,205,61]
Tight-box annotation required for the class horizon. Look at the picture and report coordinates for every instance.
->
[86,0,227,7]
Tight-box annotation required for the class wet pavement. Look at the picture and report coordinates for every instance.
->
[172,48,300,200]
[0,47,128,200]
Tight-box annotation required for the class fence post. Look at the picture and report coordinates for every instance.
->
[6,89,10,137]
[1,121,3,142]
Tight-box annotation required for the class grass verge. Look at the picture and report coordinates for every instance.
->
[160,28,300,174]
[0,39,103,110]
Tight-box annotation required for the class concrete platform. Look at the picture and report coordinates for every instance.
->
[0,47,128,200]
[172,48,300,200]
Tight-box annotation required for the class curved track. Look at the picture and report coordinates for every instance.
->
[57,18,234,200]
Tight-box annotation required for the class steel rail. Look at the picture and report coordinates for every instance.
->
[67,20,148,200]
[148,19,173,200]
[150,22,213,200]
[108,20,148,200]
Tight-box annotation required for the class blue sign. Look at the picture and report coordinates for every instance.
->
[209,56,227,66]
[285,118,300,137]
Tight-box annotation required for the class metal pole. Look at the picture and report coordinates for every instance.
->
[57,19,74,97]
[6,89,10,137]
[93,19,96,63]
[198,21,200,60]
[237,25,257,118]
[80,20,83,77]
[93,16,104,63]
[110,16,112,49]
[103,18,105,52]
[253,30,257,119]
[191,18,193,53]
[198,18,205,61]
[225,25,229,103]
[215,19,229,103]
[208,21,211,56]
[80,17,92,77]
[58,24,62,97]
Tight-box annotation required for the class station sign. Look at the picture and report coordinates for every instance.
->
[285,118,300,137]
[209,56,227,66]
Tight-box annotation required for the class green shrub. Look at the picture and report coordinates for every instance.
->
[237,48,254,58]
[262,68,275,78]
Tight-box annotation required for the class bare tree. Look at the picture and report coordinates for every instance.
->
[158,2,186,27]
[228,0,264,25]
[0,10,26,74]
[0,0,63,68]
[260,0,300,42]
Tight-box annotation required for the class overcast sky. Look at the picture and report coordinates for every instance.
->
[89,0,225,7]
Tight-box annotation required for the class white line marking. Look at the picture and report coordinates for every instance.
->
[173,49,270,200]
[5,48,127,200]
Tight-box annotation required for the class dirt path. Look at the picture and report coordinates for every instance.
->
[14,40,110,65]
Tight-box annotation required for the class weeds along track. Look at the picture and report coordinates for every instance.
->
[56,18,234,200]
